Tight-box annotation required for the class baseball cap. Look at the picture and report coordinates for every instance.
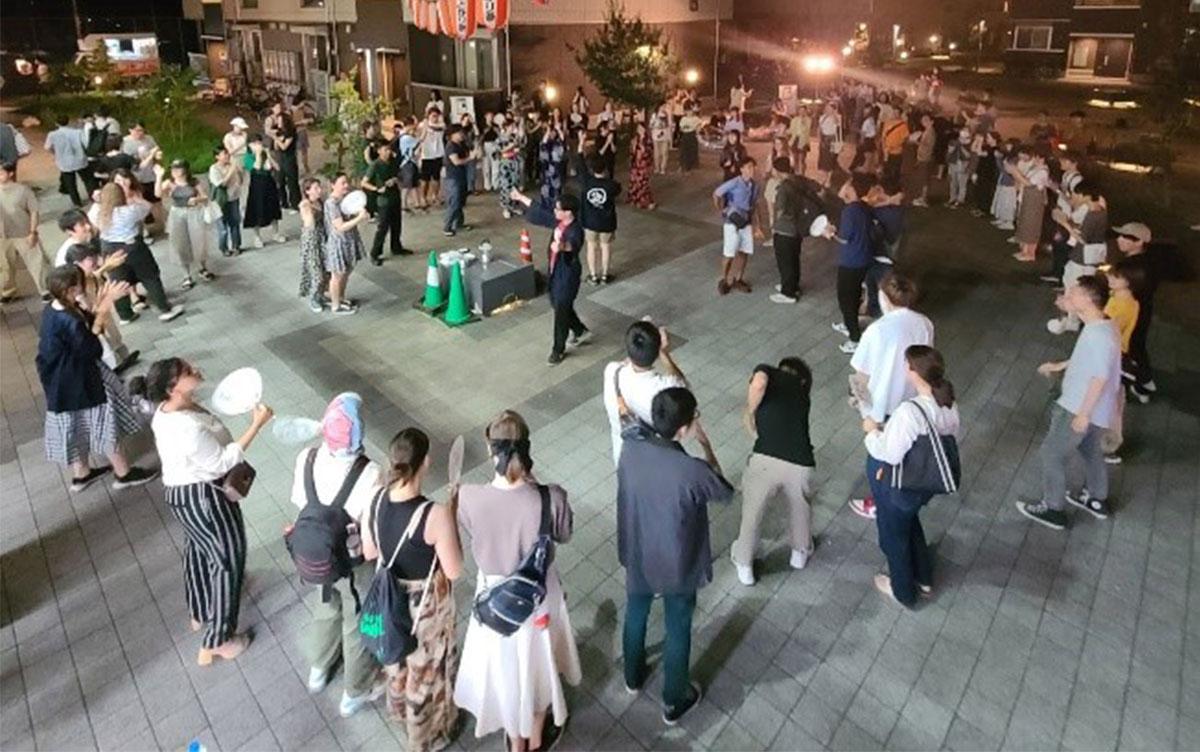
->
[1112,222,1151,243]
[230,116,249,130]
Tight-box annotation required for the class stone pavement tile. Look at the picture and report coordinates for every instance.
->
[1118,686,1178,751]
[617,695,667,750]
[829,717,884,752]
[944,714,1003,752]
[731,688,788,748]
[887,717,944,751]
[151,702,209,751]
[844,686,898,746]
[31,700,97,752]
[769,718,826,751]
[790,690,843,747]
[236,726,281,752]
[268,698,331,750]
[751,665,804,718]
[594,720,645,751]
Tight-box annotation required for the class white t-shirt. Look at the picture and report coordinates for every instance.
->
[602,361,685,464]
[850,307,935,422]
[290,446,383,524]
[55,238,77,267]
[420,124,446,160]
[864,394,960,465]
[96,202,151,243]
[151,408,244,487]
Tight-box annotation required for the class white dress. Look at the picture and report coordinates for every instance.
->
[454,569,582,739]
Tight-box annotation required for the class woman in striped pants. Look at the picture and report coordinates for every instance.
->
[146,358,274,665]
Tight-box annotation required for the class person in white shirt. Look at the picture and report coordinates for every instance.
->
[729,75,753,112]
[602,321,687,465]
[55,208,93,267]
[289,392,387,718]
[45,114,91,207]
[848,272,934,520]
[419,109,447,208]
[861,345,960,606]
[147,357,273,667]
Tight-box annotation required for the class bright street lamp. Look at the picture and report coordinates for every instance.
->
[684,68,700,84]
[543,83,558,103]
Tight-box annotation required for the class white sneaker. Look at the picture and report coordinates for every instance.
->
[790,549,810,570]
[1047,317,1065,335]
[251,236,264,249]
[1142,379,1157,393]
[731,553,755,586]
[831,322,850,337]
[769,293,797,304]
[307,667,328,694]
[774,284,782,293]
[339,680,386,718]
[912,198,928,207]
[158,305,184,322]
[274,234,288,244]
[839,340,858,354]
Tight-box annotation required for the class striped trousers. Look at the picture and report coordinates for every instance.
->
[165,481,247,649]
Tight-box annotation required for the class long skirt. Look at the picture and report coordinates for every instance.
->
[454,572,581,740]
[167,205,210,271]
[43,362,140,466]
[243,169,283,229]
[497,158,522,214]
[386,570,459,752]
[679,132,699,171]
[1015,186,1046,244]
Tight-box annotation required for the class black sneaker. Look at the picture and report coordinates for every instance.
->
[547,351,565,366]
[113,350,141,375]
[112,466,159,490]
[663,682,703,726]
[1065,490,1110,519]
[71,466,112,492]
[370,257,383,266]
[1015,499,1068,530]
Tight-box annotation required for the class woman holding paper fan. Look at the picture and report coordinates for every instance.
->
[454,410,581,752]
[860,345,959,608]
[360,427,463,751]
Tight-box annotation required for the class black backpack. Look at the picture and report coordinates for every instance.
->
[779,177,827,237]
[84,126,107,158]
[359,493,436,665]
[472,484,554,636]
[285,450,369,601]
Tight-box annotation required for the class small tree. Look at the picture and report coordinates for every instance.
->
[573,2,678,112]
[319,71,392,177]
[138,66,201,144]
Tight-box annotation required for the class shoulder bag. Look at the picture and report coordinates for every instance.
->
[889,400,961,495]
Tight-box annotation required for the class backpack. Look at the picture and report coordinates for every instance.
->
[472,484,554,636]
[359,493,437,665]
[285,450,369,602]
[84,126,107,158]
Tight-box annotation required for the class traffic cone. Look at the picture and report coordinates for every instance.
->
[420,251,444,311]
[443,262,472,327]
[519,228,533,263]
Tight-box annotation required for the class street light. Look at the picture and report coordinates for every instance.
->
[543,83,558,103]
[899,50,910,60]
[929,34,940,46]
[948,42,958,51]
[801,54,836,73]
[684,68,700,85]
[842,45,854,57]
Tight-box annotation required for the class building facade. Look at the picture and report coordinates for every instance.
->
[1004,0,1198,81]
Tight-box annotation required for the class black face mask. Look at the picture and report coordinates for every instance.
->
[490,438,533,477]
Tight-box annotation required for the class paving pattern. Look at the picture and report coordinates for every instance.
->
[1,150,1198,752]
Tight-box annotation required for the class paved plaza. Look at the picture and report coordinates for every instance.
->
[1,151,1198,752]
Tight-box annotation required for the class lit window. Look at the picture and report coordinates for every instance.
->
[1012,25,1053,50]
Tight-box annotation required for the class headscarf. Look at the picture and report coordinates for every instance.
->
[322,392,364,457]
[489,438,533,477]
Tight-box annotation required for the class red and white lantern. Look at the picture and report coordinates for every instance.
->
[452,0,477,39]
[477,0,509,30]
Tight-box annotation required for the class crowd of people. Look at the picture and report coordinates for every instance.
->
[4,66,1177,751]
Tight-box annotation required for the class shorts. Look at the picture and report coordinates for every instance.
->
[139,181,160,203]
[585,229,614,244]
[420,158,442,182]
[722,223,753,258]
[400,161,419,189]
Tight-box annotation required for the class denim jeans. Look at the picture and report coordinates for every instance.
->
[218,200,242,253]
[867,455,933,606]
[623,591,696,712]
[443,179,466,232]
[1039,404,1108,510]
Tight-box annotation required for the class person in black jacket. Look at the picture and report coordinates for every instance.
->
[769,158,828,303]
[36,265,157,491]
[510,189,591,365]
[581,157,622,285]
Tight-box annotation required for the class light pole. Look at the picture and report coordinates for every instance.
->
[713,8,720,101]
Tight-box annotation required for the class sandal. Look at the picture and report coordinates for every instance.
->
[181,276,195,290]
[198,268,216,282]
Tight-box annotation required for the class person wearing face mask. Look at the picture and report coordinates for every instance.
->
[847,272,934,522]
[455,410,579,752]
[861,345,960,606]
[146,357,274,665]
[617,387,732,726]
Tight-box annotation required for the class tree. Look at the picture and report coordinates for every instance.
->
[138,66,201,144]
[573,2,679,112]
[319,71,392,177]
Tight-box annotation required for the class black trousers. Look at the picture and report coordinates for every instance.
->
[1050,237,1070,282]
[883,154,902,187]
[275,150,301,209]
[773,233,803,298]
[552,301,587,356]
[837,265,868,342]
[370,202,404,259]
[101,239,172,316]
[1128,301,1154,385]
[59,170,93,207]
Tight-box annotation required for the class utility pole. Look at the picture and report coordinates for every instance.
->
[70,0,83,41]
[713,1,720,101]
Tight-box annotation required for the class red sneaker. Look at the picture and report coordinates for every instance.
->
[849,497,876,519]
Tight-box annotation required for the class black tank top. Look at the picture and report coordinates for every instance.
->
[372,492,437,580]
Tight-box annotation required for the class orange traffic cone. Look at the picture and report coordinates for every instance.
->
[519,228,533,264]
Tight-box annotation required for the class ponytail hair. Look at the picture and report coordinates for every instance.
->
[387,427,430,486]
[485,410,532,483]
[905,345,955,408]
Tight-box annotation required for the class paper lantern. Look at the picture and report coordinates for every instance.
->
[437,0,454,35]
[477,0,509,30]
[453,0,478,39]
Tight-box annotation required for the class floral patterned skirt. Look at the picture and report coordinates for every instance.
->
[386,570,459,752]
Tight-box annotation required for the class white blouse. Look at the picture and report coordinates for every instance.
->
[152,407,244,486]
[864,395,960,465]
